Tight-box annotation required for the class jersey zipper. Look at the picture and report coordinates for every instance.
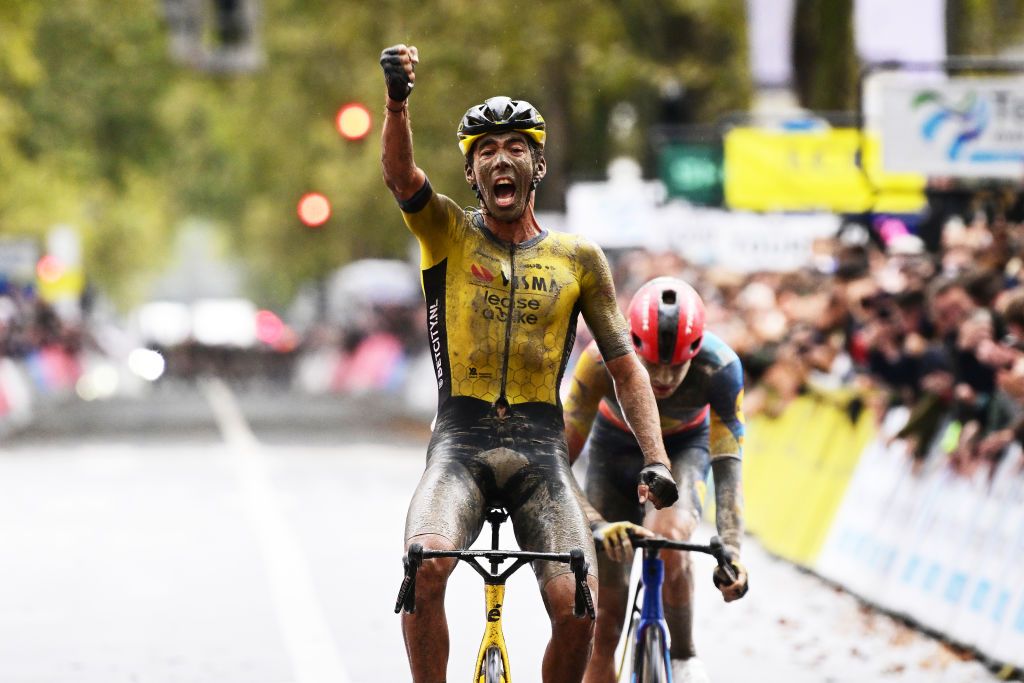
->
[495,241,516,413]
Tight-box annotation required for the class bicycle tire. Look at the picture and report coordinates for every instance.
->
[633,625,670,683]
[483,645,506,683]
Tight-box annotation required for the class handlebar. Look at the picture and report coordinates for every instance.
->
[602,533,739,586]
[395,543,596,620]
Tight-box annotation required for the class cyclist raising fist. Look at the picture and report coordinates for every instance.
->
[565,278,750,683]
[380,45,678,683]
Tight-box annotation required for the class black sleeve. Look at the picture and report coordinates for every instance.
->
[398,177,433,214]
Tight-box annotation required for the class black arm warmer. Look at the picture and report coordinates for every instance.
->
[398,177,432,214]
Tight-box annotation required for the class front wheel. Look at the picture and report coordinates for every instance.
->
[483,645,506,683]
[617,616,638,682]
[633,625,670,683]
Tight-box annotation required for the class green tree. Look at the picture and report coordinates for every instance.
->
[947,0,1024,55]
[1,0,177,305]
[792,0,857,111]
[0,0,752,308]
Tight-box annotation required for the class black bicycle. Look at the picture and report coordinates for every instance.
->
[396,507,596,683]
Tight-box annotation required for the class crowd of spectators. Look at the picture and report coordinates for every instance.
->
[593,187,1024,478]
[0,280,84,401]
[0,281,79,359]
[306,186,1024,480]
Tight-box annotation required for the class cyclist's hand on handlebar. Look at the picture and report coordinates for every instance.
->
[713,550,749,602]
[637,462,679,509]
[380,44,418,102]
[592,521,652,563]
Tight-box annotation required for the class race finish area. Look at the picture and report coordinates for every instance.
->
[0,384,997,682]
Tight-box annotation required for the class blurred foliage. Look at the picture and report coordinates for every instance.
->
[0,0,751,308]
[947,0,1024,55]
[791,0,857,112]
[7,1,1022,310]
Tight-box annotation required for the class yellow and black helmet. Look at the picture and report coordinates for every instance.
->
[457,96,546,157]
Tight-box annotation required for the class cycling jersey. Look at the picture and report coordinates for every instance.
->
[401,178,631,409]
[565,331,745,459]
[399,178,629,586]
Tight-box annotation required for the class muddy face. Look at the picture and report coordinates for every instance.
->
[466,131,545,222]
[641,357,691,399]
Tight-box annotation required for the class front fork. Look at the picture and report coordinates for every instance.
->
[475,583,511,682]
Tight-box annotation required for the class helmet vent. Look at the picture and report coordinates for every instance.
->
[661,290,676,305]
[632,333,643,348]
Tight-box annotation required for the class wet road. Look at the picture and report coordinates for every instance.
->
[0,382,998,682]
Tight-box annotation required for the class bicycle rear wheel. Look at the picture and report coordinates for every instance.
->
[633,625,670,683]
[483,645,506,683]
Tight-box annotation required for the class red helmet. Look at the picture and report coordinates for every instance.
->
[627,277,706,365]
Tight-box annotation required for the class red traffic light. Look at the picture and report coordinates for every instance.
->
[36,255,65,283]
[297,192,331,227]
[336,103,372,141]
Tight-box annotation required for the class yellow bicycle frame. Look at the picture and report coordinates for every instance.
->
[474,584,511,682]
[396,511,593,683]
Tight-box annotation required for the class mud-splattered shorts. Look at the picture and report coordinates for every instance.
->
[405,397,597,587]
[584,413,710,592]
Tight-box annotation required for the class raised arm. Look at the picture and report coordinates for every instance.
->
[576,240,678,508]
[380,44,426,200]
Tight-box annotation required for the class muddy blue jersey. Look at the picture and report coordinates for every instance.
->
[565,331,745,460]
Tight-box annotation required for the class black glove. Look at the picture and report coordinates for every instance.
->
[638,462,679,507]
[713,549,749,602]
[380,45,415,102]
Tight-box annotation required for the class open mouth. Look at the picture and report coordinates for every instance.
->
[493,179,516,207]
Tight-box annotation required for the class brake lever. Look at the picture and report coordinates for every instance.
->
[709,536,738,586]
[395,543,424,614]
[569,549,596,619]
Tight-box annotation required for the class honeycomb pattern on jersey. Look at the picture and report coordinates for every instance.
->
[448,276,571,406]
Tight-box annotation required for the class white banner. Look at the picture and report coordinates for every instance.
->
[855,0,945,64]
[816,408,1024,669]
[566,180,668,250]
[879,76,1024,179]
[566,182,839,272]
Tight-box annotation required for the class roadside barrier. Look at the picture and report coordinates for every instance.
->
[743,392,875,566]
[744,395,1024,671]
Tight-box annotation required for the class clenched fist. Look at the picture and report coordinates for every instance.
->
[380,44,418,102]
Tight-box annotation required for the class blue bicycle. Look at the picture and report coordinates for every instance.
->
[616,535,737,682]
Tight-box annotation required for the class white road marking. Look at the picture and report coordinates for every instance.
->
[202,379,351,683]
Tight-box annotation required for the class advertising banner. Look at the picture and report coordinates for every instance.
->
[743,393,875,566]
[659,142,724,206]
[879,77,1024,179]
[724,127,926,213]
[566,186,839,272]
[807,412,1024,670]
[566,179,667,250]
[750,396,1024,670]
